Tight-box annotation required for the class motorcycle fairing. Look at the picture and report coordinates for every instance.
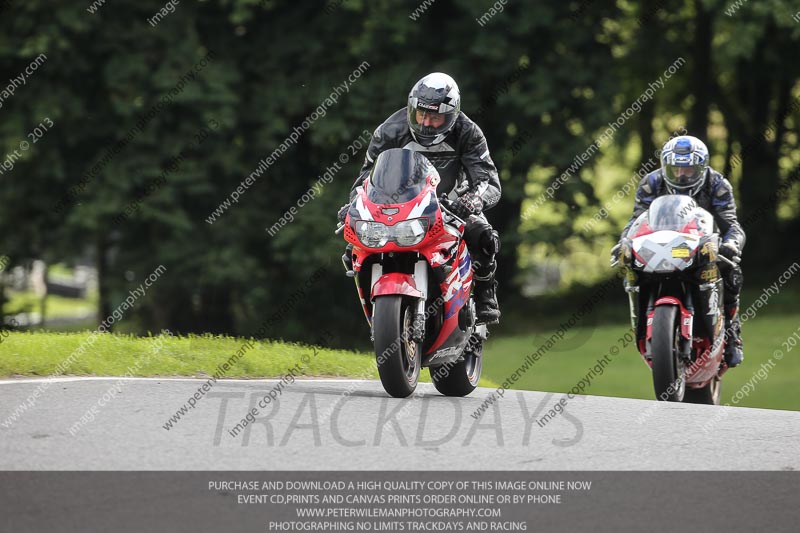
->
[343,148,479,366]
[632,230,701,273]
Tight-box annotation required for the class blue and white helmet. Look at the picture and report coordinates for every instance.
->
[407,72,461,147]
[660,135,709,196]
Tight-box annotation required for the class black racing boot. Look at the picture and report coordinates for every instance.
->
[723,305,743,367]
[474,278,500,324]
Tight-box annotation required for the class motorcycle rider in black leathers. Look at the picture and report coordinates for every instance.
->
[338,72,502,323]
[614,135,745,367]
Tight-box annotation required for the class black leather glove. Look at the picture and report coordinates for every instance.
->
[337,203,351,223]
[720,240,741,263]
[450,192,484,219]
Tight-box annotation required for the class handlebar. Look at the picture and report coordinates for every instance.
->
[438,195,466,225]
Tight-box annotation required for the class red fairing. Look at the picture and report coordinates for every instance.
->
[680,218,700,235]
[343,158,474,360]
[637,338,647,358]
[684,337,724,386]
[631,220,654,238]
[371,273,423,299]
[653,296,679,312]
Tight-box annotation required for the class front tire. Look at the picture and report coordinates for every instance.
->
[373,295,420,398]
[430,335,483,397]
[651,305,685,402]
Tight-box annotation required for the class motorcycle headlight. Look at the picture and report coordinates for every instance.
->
[393,218,429,247]
[355,221,389,248]
[354,218,429,248]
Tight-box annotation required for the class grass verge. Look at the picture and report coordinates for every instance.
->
[0,331,499,388]
[482,313,800,411]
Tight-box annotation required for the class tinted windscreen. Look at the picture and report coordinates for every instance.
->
[648,195,714,234]
[366,149,431,204]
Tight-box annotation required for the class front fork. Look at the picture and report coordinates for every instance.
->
[624,268,639,332]
[678,290,694,361]
[412,260,428,342]
[634,276,694,362]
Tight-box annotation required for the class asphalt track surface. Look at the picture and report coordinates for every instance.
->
[1,377,798,470]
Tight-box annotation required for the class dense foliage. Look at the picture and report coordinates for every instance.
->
[1,0,798,345]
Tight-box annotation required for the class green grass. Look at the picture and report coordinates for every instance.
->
[0,331,499,388]
[482,313,800,411]
[0,311,796,410]
[4,290,97,318]
[0,332,376,379]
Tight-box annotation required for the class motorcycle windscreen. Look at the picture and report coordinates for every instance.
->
[626,212,649,238]
[647,195,715,235]
[366,148,434,204]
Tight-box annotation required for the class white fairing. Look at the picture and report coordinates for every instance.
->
[632,230,700,273]
[407,191,433,219]
[355,189,374,221]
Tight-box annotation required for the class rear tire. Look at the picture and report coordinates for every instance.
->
[684,377,721,405]
[430,335,483,397]
[373,295,420,398]
[651,305,685,402]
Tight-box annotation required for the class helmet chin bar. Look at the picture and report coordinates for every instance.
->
[664,172,707,196]
[411,129,447,147]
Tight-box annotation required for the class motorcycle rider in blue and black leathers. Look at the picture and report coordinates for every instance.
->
[614,135,745,367]
[338,72,502,324]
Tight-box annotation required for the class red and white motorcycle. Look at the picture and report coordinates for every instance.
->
[615,195,736,404]
[338,148,488,398]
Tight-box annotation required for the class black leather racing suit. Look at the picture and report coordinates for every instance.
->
[350,108,502,280]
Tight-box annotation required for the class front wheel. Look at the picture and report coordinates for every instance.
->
[651,305,685,402]
[430,335,483,397]
[373,295,420,398]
